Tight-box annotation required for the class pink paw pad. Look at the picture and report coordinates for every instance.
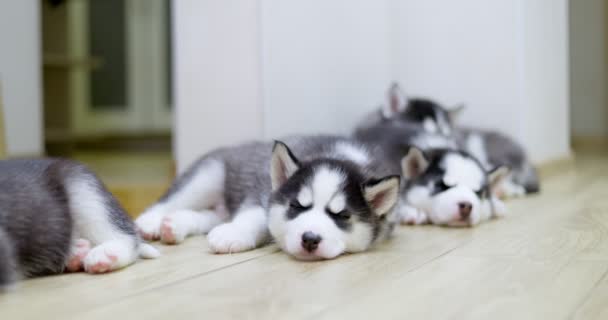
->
[86,254,118,274]
[160,218,177,244]
[137,226,160,241]
[66,239,91,272]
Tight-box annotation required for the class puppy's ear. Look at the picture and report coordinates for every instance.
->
[488,166,510,191]
[270,141,300,191]
[401,147,429,179]
[363,175,400,217]
[448,104,465,123]
[382,82,408,119]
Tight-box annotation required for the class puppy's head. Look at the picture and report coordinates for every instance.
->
[400,147,508,227]
[381,82,463,137]
[268,141,400,260]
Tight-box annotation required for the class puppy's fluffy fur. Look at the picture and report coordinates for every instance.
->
[136,136,400,260]
[0,159,158,289]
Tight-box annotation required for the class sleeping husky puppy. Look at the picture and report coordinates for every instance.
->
[0,159,159,290]
[366,82,539,198]
[135,136,400,260]
[398,147,509,227]
[355,119,508,227]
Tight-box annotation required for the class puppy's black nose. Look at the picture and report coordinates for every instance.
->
[458,202,473,219]
[301,232,322,252]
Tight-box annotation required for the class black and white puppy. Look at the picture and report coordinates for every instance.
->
[136,136,400,260]
[398,147,509,227]
[370,82,539,198]
[356,82,461,138]
[0,159,159,290]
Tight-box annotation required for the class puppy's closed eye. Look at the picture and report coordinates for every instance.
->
[290,200,311,210]
[326,208,351,220]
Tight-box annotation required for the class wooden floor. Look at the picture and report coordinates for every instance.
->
[2,152,608,319]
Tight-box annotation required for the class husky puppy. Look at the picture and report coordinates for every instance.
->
[0,159,159,290]
[135,136,400,260]
[398,147,509,227]
[356,117,508,227]
[356,83,459,138]
[365,83,539,198]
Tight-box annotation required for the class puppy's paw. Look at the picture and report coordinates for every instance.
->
[399,206,428,225]
[207,224,256,254]
[66,239,91,272]
[135,212,164,241]
[160,216,187,245]
[495,181,526,199]
[84,241,136,274]
[492,197,508,218]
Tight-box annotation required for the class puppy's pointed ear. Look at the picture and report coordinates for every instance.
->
[363,175,401,217]
[401,147,429,180]
[488,166,510,190]
[448,104,465,123]
[271,141,300,191]
[382,82,408,119]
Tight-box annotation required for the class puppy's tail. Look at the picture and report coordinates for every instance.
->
[0,227,17,291]
[138,242,161,259]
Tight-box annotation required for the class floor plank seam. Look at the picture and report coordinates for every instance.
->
[403,241,469,274]
[568,263,608,319]
[109,249,281,303]
[308,240,471,320]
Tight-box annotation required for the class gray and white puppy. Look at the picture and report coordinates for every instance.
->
[136,136,400,260]
[367,83,540,198]
[0,159,159,290]
[355,121,508,227]
[397,147,508,227]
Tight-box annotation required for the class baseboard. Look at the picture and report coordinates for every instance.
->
[571,136,608,152]
[537,153,576,179]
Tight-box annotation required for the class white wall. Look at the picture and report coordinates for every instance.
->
[175,0,571,168]
[0,1,43,156]
[175,0,391,170]
[521,0,570,163]
[260,0,391,138]
[569,0,608,138]
[389,0,570,163]
[389,0,525,141]
[173,0,263,171]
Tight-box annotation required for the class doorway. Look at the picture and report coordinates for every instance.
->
[569,0,608,151]
[41,0,174,215]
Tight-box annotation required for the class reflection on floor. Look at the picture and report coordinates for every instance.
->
[73,151,173,217]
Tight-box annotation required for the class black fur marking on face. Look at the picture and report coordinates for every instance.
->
[434,179,451,194]
[401,99,447,123]
[271,159,381,233]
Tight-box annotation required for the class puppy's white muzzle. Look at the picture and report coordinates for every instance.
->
[428,186,481,227]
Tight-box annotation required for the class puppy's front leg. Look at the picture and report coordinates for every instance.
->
[207,206,270,253]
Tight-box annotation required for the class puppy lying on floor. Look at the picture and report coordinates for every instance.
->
[359,82,540,199]
[397,147,509,227]
[0,159,159,290]
[136,136,400,260]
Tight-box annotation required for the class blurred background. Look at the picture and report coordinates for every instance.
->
[0,0,605,214]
